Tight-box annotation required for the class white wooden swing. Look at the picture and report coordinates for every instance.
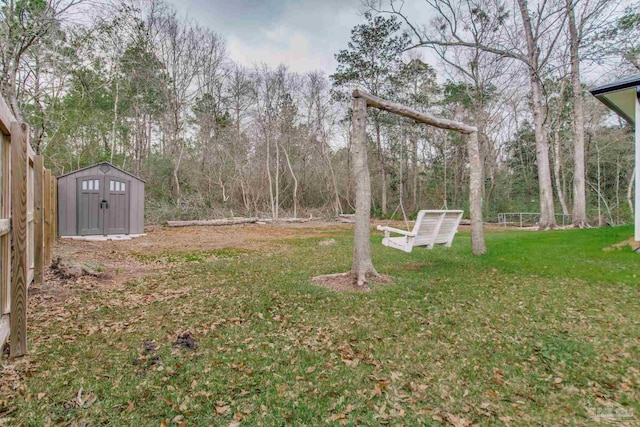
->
[375,117,463,253]
[376,210,463,253]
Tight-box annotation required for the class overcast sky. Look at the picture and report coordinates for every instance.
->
[166,0,368,75]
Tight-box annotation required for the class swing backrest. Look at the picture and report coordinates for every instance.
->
[413,210,464,248]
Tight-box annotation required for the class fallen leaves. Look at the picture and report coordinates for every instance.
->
[445,412,472,427]
[215,404,231,415]
[75,387,97,408]
[123,400,135,415]
[4,224,639,426]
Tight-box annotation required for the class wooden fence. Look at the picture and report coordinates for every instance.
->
[0,96,57,358]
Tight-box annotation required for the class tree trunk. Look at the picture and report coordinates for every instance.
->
[111,69,119,165]
[468,131,486,255]
[2,54,24,122]
[375,119,387,214]
[443,138,448,209]
[412,133,418,209]
[280,142,298,218]
[275,133,280,219]
[326,157,343,216]
[173,143,184,206]
[351,97,377,286]
[553,128,570,216]
[485,169,495,219]
[615,154,620,225]
[596,139,602,226]
[517,0,556,229]
[566,0,589,228]
[266,135,276,218]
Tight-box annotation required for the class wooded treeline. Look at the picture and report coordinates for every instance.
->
[1,0,637,225]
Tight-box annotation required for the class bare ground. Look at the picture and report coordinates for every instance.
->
[51,222,352,284]
[39,220,515,301]
[310,272,394,292]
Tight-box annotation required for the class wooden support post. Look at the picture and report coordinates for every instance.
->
[34,155,44,285]
[350,96,377,286]
[10,122,28,357]
[467,131,486,255]
[352,88,486,257]
[43,168,51,267]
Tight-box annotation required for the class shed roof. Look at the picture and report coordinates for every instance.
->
[57,162,146,183]
[590,73,640,125]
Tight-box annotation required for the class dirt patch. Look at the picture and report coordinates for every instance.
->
[34,222,352,303]
[310,272,393,292]
[36,220,512,304]
[31,220,524,307]
[603,237,640,252]
[403,262,432,270]
[173,332,197,350]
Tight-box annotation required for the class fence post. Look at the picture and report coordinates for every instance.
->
[53,176,57,239]
[34,155,44,285]
[43,169,51,266]
[10,122,28,357]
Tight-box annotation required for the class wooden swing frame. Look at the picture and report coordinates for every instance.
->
[349,89,486,285]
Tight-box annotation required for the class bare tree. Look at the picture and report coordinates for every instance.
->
[368,0,567,229]
[154,9,203,204]
[0,0,86,119]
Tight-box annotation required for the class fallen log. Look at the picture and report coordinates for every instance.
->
[337,214,355,223]
[258,217,315,223]
[165,217,258,227]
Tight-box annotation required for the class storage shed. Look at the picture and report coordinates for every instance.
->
[57,162,145,237]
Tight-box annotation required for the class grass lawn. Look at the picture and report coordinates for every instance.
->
[2,225,639,426]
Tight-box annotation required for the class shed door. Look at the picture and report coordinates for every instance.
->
[104,178,129,235]
[77,177,103,235]
[77,176,130,236]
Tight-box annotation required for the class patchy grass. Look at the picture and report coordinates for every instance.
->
[131,248,252,264]
[3,225,639,425]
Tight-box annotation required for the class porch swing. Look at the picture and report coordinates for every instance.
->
[376,119,464,253]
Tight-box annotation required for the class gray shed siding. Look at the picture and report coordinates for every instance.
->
[57,163,145,236]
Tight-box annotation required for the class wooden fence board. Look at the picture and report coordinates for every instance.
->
[0,95,56,356]
[34,155,44,285]
[0,97,13,136]
[10,122,28,357]
[43,169,51,267]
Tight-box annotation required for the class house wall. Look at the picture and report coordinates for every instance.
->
[633,96,640,242]
[58,164,144,236]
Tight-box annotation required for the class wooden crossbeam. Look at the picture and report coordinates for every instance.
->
[352,89,478,134]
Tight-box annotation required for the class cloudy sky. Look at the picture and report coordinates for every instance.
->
[166,0,413,75]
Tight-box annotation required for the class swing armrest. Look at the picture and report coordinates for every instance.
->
[376,225,416,237]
